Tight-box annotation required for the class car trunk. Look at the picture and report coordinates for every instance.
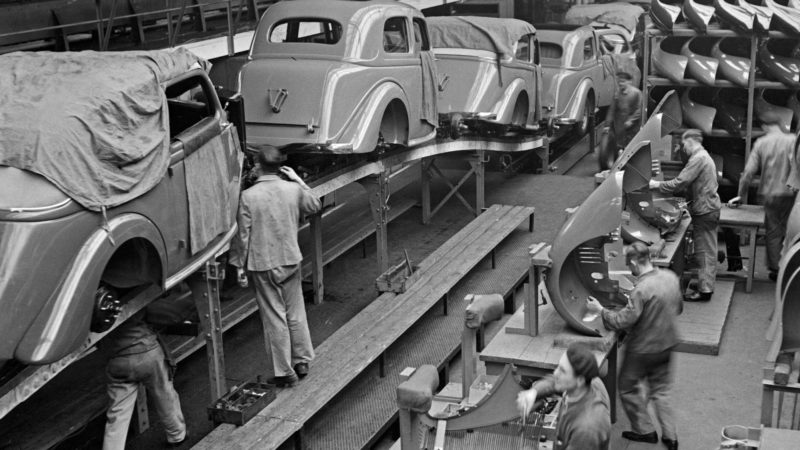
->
[241,58,339,130]
[435,53,499,115]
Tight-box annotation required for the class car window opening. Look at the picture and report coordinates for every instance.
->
[539,42,563,65]
[269,19,342,44]
[412,18,430,52]
[515,36,530,62]
[384,17,409,53]
[167,77,213,139]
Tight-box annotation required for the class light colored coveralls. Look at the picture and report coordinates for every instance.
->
[230,174,321,377]
[601,267,683,441]
[659,147,721,294]
[739,130,797,272]
[103,317,185,449]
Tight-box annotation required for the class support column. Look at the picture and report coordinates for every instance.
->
[360,172,390,274]
[310,212,324,304]
[469,151,486,216]
[421,157,433,225]
[188,261,227,402]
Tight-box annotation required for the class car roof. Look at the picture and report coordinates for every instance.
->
[427,16,536,57]
[265,0,419,21]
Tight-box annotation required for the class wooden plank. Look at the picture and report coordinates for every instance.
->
[674,281,735,356]
[195,205,534,449]
[719,204,765,227]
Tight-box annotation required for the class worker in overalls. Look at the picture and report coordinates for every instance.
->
[608,71,642,150]
[650,129,721,302]
[516,343,611,449]
[229,145,321,387]
[728,111,797,281]
[586,241,682,450]
[103,313,186,449]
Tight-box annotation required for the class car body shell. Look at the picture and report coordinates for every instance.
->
[757,39,800,89]
[0,69,242,365]
[426,17,542,133]
[536,25,618,127]
[240,0,437,153]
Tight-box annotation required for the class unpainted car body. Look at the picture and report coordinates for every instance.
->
[536,24,619,134]
[0,63,242,365]
[240,0,437,154]
[427,16,543,138]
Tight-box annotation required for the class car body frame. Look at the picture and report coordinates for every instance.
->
[0,60,243,365]
[240,0,438,154]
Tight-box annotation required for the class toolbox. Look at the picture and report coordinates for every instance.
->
[375,251,419,293]
[207,377,276,426]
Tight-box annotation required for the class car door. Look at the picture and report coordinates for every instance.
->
[584,32,613,107]
[513,34,542,123]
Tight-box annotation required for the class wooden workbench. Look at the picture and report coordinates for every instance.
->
[480,301,618,421]
[720,204,765,293]
[652,215,690,275]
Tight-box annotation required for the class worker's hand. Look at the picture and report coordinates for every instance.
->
[586,296,604,314]
[236,267,249,288]
[280,166,303,183]
[649,179,660,190]
[516,388,538,418]
[624,119,634,129]
[727,196,742,208]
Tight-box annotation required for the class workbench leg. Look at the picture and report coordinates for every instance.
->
[421,158,433,225]
[747,227,756,293]
[469,151,485,217]
[310,213,324,304]
[462,327,477,400]
[361,172,390,274]
[762,385,773,427]
[188,262,227,402]
[608,340,618,424]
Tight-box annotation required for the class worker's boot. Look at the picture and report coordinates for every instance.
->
[662,438,679,450]
[268,373,299,388]
[621,431,658,443]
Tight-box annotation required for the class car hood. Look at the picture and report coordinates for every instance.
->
[0,166,80,220]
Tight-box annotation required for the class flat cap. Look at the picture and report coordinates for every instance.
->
[681,128,703,142]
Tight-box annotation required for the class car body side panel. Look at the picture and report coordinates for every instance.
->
[14,214,167,364]
[335,81,414,153]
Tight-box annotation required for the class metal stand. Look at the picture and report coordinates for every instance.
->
[506,243,550,337]
[188,261,227,402]
[309,212,324,304]
[421,151,486,224]
[358,171,391,274]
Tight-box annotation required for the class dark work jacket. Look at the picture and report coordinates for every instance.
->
[532,377,611,450]
[601,268,683,354]
[659,147,721,216]
[107,312,160,357]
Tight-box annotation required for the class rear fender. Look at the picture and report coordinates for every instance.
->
[334,82,410,153]
[16,214,166,364]
[489,78,529,124]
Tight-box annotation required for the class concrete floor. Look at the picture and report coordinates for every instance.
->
[15,148,785,449]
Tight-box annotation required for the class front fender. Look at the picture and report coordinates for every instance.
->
[16,214,166,364]
[332,81,410,154]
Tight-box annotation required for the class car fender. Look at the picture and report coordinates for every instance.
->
[680,88,716,134]
[652,37,689,84]
[489,78,529,124]
[332,81,411,153]
[557,76,595,124]
[681,37,719,85]
[755,91,794,133]
[713,0,755,34]
[712,38,751,88]
[757,40,800,89]
[683,0,715,33]
[16,213,167,364]
[767,239,800,361]
[651,0,683,32]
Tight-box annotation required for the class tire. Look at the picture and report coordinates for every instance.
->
[598,127,616,171]
[90,285,122,333]
[577,94,595,136]
[450,113,464,140]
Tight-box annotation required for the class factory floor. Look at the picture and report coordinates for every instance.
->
[63,150,784,449]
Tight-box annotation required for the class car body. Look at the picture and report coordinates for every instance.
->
[536,24,619,134]
[240,0,437,154]
[0,51,243,365]
[427,16,543,139]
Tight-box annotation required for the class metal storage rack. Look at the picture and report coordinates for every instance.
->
[641,24,796,161]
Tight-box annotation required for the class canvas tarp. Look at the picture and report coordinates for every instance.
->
[564,2,645,34]
[427,16,537,58]
[0,48,208,211]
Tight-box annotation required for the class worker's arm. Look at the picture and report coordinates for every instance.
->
[735,144,763,200]
[281,166,322,216]
[516,376,559,418]
[228,196,251,269]
[655,154,702,194]
[598,290,644,331]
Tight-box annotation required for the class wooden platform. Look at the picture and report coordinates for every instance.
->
[674,280,735,356]
[194,204,535,450]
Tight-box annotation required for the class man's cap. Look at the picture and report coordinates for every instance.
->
[759,109,784,127]
[616,71,633,81]
[624,241,650,263]
[681,128,703,142]
[566,343,600,381]
[252,145,287,164]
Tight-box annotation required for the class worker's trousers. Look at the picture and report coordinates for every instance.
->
[764,195,796,272]
[251,264,315,377]
[692,210,719,294]
[619,349,677,441]
[103,346,186,450]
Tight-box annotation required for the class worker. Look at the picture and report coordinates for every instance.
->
[103,313,186,449]
[586,242,682,450]
[728,112,797,281]
[229,145,321,387]
[608,71,642,150]
[516,343,611,449]
[650,129,721,302]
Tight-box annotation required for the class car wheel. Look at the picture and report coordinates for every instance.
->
[90,285,123,333]
[598,127,616,171]
[577,94,595,136]
[450,113,464,140]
